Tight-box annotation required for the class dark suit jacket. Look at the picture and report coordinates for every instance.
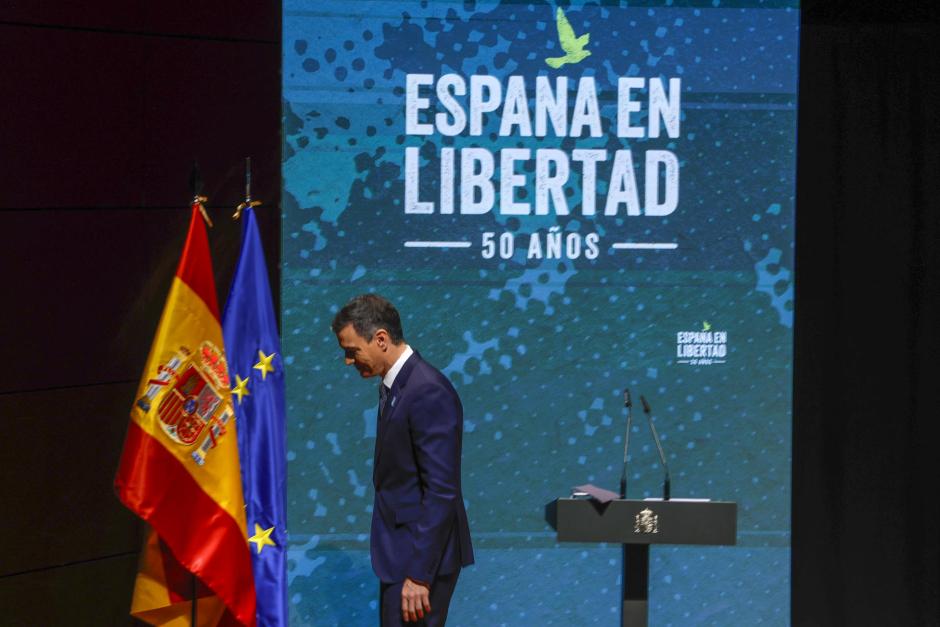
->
[371,351,474,584]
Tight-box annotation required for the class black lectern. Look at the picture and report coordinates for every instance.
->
[546,498,737,627]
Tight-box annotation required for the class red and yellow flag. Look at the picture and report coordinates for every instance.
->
[116,202,257,626]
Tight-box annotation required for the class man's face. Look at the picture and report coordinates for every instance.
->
[336,324,386,378]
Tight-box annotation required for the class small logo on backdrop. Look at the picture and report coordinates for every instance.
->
[135,342,235,466]
[635,508,659,534]
[546,7,591,68]
[676,322,728,366]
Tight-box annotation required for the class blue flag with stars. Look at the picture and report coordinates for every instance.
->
[222,206,287,627]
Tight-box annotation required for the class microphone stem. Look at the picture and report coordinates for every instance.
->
[620,392,633,499]
[647,412,671,501]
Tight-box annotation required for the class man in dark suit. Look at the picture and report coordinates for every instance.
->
[332,294,474,625]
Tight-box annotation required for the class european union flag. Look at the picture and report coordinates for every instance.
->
[222,206,287,627]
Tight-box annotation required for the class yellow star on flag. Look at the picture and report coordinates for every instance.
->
[254,350,276,381]
[248,523,277,554]
[232,374,250,404]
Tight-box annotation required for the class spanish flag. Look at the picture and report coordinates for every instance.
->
[116,201,257,626]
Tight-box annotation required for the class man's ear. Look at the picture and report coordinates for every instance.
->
[374,328,389,350]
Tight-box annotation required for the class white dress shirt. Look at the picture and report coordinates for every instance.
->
[383,344,413,389]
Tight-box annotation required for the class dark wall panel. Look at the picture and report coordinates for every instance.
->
[0,26,279,211]
[143,1,279,42]
[140,38,281,209]
[0,382,141,577]
[0,27,280,390]
[793,21,940,626]
[0,25,146,209]
[0,4,146,35]
[0,554,138,627]
[0,205,275,394]
[0,2,280,623]
[2,208,182,393]
[0,1,278,42]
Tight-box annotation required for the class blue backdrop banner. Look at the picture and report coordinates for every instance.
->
[282,1,798,624]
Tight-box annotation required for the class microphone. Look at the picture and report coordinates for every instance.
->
[640,395,671,501]
[619,389,633,499]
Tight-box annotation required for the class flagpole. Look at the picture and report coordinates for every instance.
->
[188,165,204,627]
[245,156,251,202]
[234,156,262,220]
[189,161,212,227]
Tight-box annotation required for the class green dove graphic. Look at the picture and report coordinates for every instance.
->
[545,7,591,69]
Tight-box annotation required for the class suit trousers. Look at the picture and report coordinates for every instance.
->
[379,570,460,627]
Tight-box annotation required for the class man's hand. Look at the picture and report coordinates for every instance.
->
[401,577,431,622]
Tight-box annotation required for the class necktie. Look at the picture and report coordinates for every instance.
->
[379,384,390,419]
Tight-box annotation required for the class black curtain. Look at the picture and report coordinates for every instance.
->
[794,6,940,625]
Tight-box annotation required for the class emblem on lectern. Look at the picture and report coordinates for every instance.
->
[634,508,659,534]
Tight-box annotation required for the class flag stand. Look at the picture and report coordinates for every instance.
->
[191,572,197,625]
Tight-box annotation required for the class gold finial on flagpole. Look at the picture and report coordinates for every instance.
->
[194,195,213,227]
[234,156,262,220]
[234,200,262,220]
[189,161,212,227]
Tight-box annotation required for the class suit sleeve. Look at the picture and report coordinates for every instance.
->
[405,381,462,582]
